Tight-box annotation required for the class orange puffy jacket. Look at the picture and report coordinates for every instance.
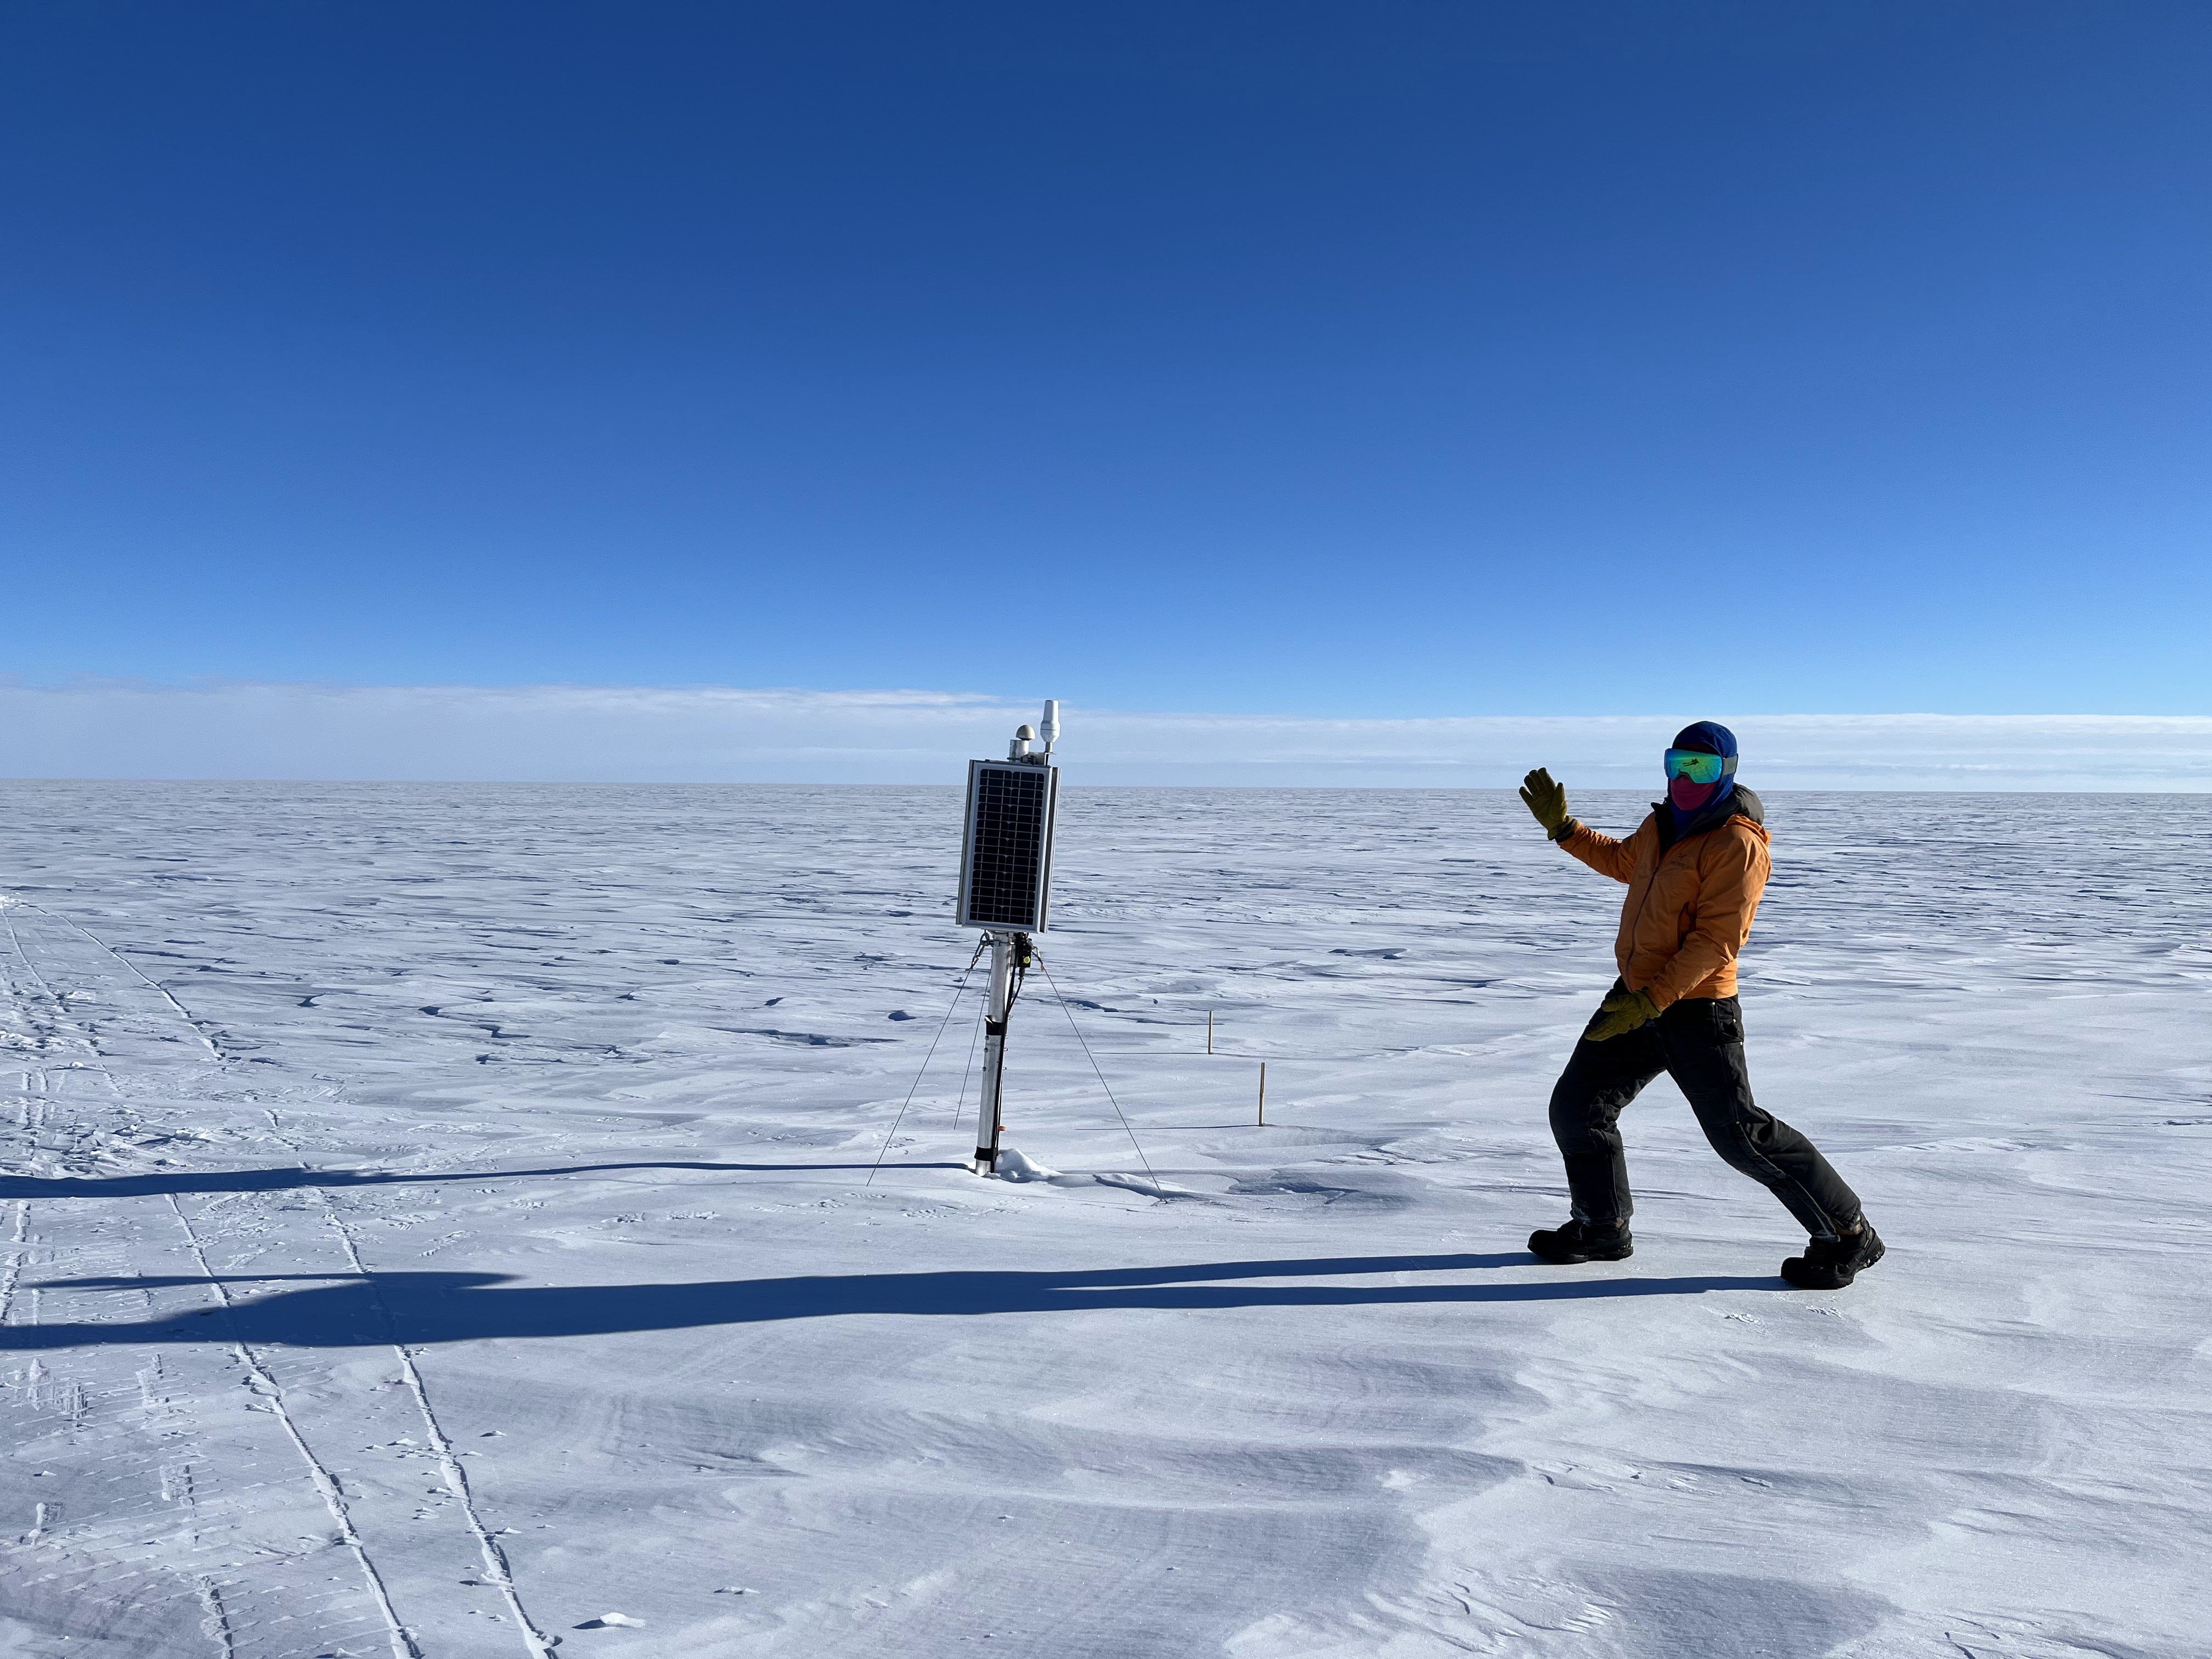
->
[1556,788,1771,1009]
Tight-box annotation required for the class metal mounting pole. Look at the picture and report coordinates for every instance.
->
[972,932,1016,1172]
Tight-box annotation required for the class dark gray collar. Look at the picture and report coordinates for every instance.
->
[1654,785,1764,851]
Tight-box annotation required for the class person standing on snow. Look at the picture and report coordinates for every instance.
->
[1516,722,1883,1290]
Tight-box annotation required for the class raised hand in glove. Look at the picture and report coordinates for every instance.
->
[1585,986,1660,1042]
[1519,768,1574,839]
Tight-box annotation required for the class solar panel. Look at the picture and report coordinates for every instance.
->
[956,760,1058,932]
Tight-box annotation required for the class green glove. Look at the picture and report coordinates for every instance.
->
[1586,986,1660,1042]
[1519,767,1573,839]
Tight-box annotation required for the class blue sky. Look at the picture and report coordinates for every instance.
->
[4,2,2207,718]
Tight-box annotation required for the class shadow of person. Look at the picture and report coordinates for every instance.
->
[8,1252,1782,1351]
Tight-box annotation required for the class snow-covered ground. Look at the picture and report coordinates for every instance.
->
[2,781,2208,1658]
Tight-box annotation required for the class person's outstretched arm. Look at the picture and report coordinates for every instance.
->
[1520,768,1634,883]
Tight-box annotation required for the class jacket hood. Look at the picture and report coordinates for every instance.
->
[1653,785,1765,851]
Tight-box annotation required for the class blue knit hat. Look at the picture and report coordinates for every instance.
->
[1672,721,1738,759]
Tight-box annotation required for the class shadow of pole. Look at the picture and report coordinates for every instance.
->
[0,1160,970,1203]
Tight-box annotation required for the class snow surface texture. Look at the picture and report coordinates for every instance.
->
[1,781,2207,1658]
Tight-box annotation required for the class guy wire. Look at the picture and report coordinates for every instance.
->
[1034,951,1164,1196]
[866,937,989,1187]
[950,997,986,1126]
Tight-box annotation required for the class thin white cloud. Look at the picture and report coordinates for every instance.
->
[1,681,2207,789]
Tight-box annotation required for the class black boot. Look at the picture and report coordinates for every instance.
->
[1782,1223,1884,1289]
[1528,1220,1633,1264]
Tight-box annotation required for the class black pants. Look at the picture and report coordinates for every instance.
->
[1548,985,1863,1239]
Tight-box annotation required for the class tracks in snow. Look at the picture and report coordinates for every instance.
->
[163,1189,421,1659]
[12,900,225,1060]
[265,1103,560,1659]
[2,896,556,1657]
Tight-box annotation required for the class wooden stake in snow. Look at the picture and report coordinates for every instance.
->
[1258,1061,1267,1126]
[1207,1009,1215,1054]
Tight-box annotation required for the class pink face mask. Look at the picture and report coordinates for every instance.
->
[1669,774,1720,811]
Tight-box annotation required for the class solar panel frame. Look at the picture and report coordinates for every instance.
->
[956,760,1059,932]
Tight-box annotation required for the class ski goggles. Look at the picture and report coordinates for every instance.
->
[1663,748,1738,785]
